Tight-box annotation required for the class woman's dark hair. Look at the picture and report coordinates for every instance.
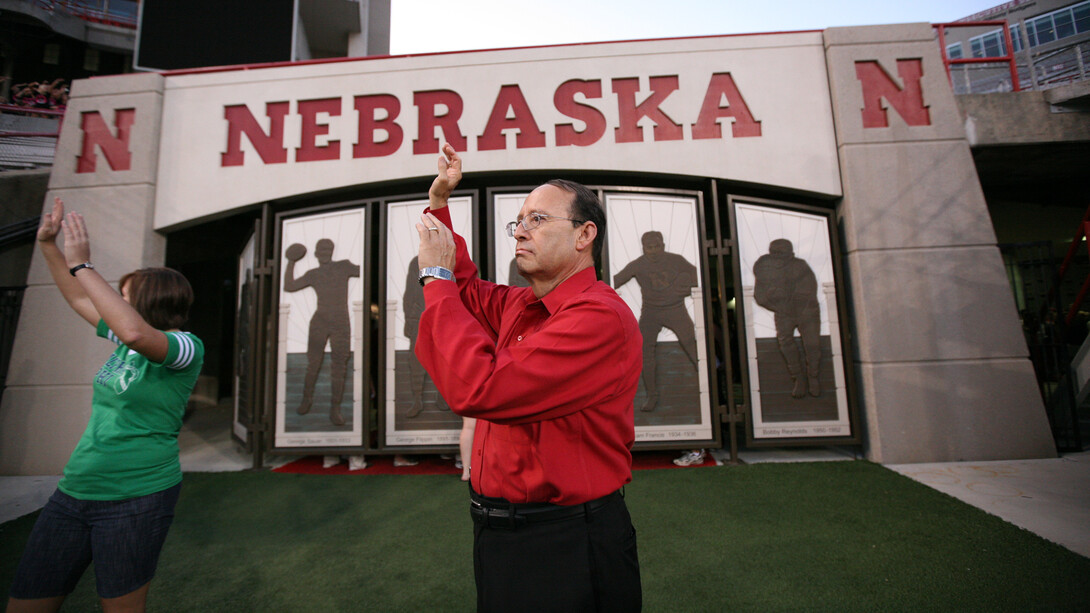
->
[118,267,194,330]
[545,179,605,263]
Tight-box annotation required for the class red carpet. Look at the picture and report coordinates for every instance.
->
[273,450,716,475]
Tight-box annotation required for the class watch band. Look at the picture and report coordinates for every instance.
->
[69,262,95,277]
[418,266,454,286]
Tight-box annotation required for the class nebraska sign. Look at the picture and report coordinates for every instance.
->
[218,73,761,168]
[145,33,841,228]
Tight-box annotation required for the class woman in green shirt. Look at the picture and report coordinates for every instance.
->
[7,198,203,613]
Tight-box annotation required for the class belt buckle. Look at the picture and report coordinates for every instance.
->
[472,500,525,530]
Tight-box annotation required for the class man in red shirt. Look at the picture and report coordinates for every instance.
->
[415,144,643,612]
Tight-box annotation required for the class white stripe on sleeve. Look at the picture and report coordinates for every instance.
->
[168,333,196,369]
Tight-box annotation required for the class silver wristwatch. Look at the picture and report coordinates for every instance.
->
[418,266,454,286]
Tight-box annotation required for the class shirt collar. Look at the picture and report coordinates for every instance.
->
[538,266,598,315]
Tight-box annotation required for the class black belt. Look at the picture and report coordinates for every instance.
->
[469,489,621,530]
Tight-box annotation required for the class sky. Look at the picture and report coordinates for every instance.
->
[388,0,1007,55]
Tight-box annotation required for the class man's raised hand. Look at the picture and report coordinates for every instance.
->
[428,143,462,210]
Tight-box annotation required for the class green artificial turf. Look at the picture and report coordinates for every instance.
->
[2,461,1088,612]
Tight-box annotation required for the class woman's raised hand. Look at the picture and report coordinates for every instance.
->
[37,197,64,244]
[62,211,92,268]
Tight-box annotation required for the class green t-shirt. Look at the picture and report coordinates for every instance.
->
[58,320,204,501]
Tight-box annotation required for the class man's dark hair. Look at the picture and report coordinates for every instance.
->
[119,267,194,330]
[545,179,605,262]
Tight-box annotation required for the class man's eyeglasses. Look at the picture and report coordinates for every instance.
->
[505,212,586,237]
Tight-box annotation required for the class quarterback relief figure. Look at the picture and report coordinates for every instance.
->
[284,239,359,425]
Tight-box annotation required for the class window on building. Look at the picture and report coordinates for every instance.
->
[106,0,139,19]
[1022,1,1090,48]
[1074,2,1090,34]
[970,30,1007,57]
[1055,9,1076,38]
[43,43,60,65]
[947,42,964,59]
[1033,13,1057,44]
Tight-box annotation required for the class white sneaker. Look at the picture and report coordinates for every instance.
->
[673,449,706,467]
[322,455,341,468]
[348,455,367,471]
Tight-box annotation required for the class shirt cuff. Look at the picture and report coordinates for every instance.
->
[422,276,459,299]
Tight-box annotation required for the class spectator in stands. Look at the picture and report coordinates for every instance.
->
[47,79,68,110]
[11,82,40,107]
[8,80,67,112]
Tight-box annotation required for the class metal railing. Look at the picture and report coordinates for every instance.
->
[0,105,63,171]
[935,21,1021,92]
[1002,205,1090,452]
[0,218,39,248]
[936,21,1090,94]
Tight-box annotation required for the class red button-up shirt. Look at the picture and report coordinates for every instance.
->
[415,206,642,505]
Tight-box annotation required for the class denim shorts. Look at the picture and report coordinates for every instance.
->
[8,482,181,600]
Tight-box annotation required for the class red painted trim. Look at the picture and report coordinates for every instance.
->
[933,21,1021,92]
[939,19,1009,26]
[0,104,65,117]
[0,132,59,138]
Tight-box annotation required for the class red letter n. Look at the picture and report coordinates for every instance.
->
[854,59,931,128]
[221,102,290,167]
[76,109,135,173]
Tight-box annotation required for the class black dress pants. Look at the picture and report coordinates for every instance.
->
[472,492,642,613]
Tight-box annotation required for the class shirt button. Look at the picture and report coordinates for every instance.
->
[517,335,523,341]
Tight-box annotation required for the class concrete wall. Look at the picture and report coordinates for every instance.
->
[959,89,1090,145]
[0,73,166,475]
[825,24,1056,463]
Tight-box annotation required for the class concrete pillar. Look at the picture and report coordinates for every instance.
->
[824,24,1056,463]
[0,73,166,475]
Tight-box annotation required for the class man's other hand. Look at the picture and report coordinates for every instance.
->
[416,212,457,275]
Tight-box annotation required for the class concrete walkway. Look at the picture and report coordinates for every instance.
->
[888,452,1090,558]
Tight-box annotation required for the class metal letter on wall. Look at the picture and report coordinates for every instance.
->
[383,196,475,447]
[606,193,714,443]
[275,208,367,448]
[731,200,856,442]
